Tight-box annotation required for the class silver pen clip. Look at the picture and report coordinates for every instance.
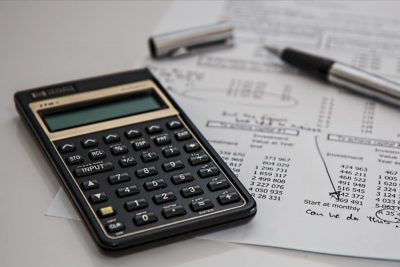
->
[148,21,234,59]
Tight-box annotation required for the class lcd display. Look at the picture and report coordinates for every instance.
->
[43,91,165,132]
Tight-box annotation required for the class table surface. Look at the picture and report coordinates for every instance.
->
[1,2,399,266]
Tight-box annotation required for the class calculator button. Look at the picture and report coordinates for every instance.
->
[198,166,220,178]
[136,166,158,178]
[162,160,185,172]
[144,179,167,191]
[189,154,210,165]
[105,221,125,233]
[88,149,106,160]
[181,185,204,198]
[66,154,84,165]
[116,185,139,197]
[162,147,180,158]
[141,152,159,162]
[108,173,131,185]
[153,192,177,204]
[217,192,240,205]
[82,138,98,148]
[190,198,214,212]
[171,173,194,185]
[153,134,171,146]
[175,130,191,141]
[119,156,137,167]
[81,179,99,190]
[166,120,182,130]
[162,205,186,219]
[132,139,150,150]
[184,142,200,152]
[125,199,148,211]
[111,144,128,155]
[89,192,108,204]
[134,212,158,226]
[98,206,115,218]
[125,129,142,139]
[208,178,230,191]
[104,134,120,144]
[146,125,162,134]
[74,162,114,177]
[59,143,76,153]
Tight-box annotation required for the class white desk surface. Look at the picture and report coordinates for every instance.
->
[0,2,399,266]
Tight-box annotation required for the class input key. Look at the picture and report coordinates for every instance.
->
[74,162,114,177]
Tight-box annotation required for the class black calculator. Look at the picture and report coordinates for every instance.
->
[14,69,256,250]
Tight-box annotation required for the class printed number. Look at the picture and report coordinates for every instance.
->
[162,193,168,200]
[142,214,148,222]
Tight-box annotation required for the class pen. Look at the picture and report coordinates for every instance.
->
[265,45,400,107]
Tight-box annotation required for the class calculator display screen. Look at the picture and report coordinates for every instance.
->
[42,90,165,132]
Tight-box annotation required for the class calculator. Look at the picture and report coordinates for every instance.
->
[14,69,256,250]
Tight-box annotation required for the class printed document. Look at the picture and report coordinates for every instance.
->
[47,1,400,260]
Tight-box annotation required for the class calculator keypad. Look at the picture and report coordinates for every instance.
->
[56,116,245,237]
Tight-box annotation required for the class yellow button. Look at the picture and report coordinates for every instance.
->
[98,206,115,217]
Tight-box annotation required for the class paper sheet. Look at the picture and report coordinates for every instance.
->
[47,0,400,260]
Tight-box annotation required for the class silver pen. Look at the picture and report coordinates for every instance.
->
[265,45,400,106]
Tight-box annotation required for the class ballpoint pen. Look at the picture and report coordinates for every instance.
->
[265,45,400,107]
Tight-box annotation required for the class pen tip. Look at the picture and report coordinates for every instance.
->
[264,45,282,57]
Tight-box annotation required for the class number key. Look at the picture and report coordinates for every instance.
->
[181,185,204,198]
[134,212,158,226]
[144,179,167,191]
[162,160,184,172]
[153,192,177,204]
[125,198,148,211]
[136,166,158,178]
[116,185,139,197]
[108,173,131,184]
[171,173,194,184]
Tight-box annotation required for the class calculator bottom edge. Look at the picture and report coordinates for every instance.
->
[93,203,257,252]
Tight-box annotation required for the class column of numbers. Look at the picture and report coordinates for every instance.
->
[248,156,290,202]
[337,164,367,206]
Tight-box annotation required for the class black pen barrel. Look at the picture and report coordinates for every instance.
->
[281,48,335,80]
